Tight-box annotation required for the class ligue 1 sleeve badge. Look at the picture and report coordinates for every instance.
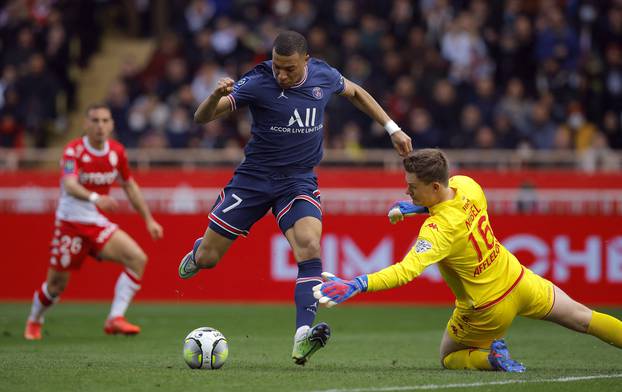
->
[312,87,323,99]
[415,239,433,253]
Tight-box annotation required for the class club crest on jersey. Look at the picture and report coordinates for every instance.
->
[415,239,433,253]
[312,87,323,99]
[236,77,248,87]
[82,154,91,163]
[109,151,118,166]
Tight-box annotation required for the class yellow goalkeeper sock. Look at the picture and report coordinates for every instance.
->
[442,349,493,370]
[587,311,622,348]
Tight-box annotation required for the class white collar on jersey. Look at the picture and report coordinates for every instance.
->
[272,65,308,89]
[82,136,110,156]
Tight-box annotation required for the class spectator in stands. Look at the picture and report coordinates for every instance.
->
[386,76,418,125]
[474,125,496,149]
[601,110,622,149]
[441,11,492,84]
[44,9,75,110]
[564,102,600,152]
[496,14,537,90]
[603,44,622,113]
[3,26,37,70]
[497,78,532,137]
[596,6,622,58]
[0,92,23,147]
[166,106,193,148]
[3,0,618,154]
[191,61,226,104]
[527,103,557,150]
[469,77,497,125]
[182,0,215,35]
[492,112,520,149]
[15,53,59,147]
[106,80,133,147]
[156,58,189,101]
[139,32,182,92]
[552,125,573,150]
[428,79,460,147]
[0,64,17,109]
[407,107,440,149]
[456,104,484,148]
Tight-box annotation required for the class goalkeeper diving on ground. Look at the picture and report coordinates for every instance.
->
[313,148,622,372]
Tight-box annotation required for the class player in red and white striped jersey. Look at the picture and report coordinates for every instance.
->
[24,104,164,340]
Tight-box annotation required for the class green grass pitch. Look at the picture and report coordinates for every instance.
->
[1,303,621,391]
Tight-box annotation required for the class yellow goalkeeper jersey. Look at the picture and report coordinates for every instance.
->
[367,175,524,310]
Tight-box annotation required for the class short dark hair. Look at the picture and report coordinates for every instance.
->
[403,149,449,186]
[273,30,308,56]
[85,103,110,115]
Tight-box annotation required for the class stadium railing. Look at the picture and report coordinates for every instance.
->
[1,147,621,170]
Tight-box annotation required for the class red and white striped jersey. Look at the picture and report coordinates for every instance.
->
[56,136,131,225]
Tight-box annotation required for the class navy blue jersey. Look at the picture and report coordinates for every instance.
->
[227,58,345,174]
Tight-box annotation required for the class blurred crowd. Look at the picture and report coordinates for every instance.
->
[0,0,104,147]
[2,0,622,155]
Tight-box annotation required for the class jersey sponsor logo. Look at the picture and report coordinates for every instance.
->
[63,159,75,174]
[277,90,288,99]
[415,238,433,253]
[288,108,317,127]
[79,170,118,185]
[427,223,438,230]
[312,87,323,99]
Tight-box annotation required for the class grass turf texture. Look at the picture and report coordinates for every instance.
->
[1,303,621,392]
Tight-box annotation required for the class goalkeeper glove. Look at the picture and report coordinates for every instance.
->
[388,201,428,224]
[312,272,368,308]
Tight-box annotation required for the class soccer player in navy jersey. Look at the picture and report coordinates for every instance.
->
[178,30,412,365]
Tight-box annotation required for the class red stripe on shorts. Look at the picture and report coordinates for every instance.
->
[475,267,525,311]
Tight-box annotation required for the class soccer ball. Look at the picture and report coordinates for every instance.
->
[183,327,229,369]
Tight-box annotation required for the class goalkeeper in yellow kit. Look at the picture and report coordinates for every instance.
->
[313,148,622,372]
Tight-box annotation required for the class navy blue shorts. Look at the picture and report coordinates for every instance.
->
[208,171,322,239]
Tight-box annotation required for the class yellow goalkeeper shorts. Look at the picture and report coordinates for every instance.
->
[446,267,555,348]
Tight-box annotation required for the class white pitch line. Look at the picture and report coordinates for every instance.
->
[307,374,622,392]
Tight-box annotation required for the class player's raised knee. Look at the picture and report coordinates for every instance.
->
[133,248,147,267]
[294,238,321,261]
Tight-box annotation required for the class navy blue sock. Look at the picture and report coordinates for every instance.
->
[294,258,322,330]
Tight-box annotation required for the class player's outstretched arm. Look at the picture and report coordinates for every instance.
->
[122,178,163,240]
[63,176,118,213]
[387,201,429,224]
[194,77,235,123]
[312,272,368,308]
[340,78,413,157]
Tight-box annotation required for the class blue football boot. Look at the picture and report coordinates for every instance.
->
[488,339,526,372]
[178,238,203,279]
